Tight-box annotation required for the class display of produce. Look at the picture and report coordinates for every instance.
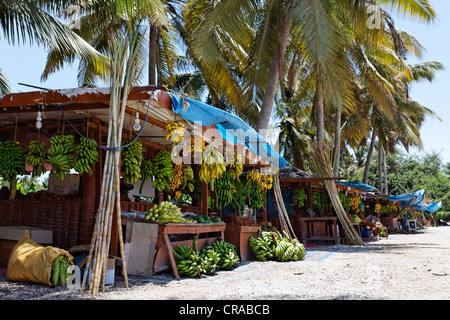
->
[165,120,185,144]
[170,164,183,192]
[214,171,235,208]
[0,140,26,181]
[74,138,99,176]
[120,140,143,184]
[26,140,48,177]
[199,144,226,191]
[188,214,222,223]
[228,152,243,179]
[151,150,173,192]
[212,240,239,270]
[249,231,306,262]
[180,166,194,192]
[245,178,266,211]
[294,188,306,208]
[144,201,185,223]
[139,158,153,194]
[50,255,71,287]
[47,135,76,180]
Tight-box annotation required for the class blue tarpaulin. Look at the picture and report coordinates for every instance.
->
[335,180,378,192]
[170,93,290,169]
[387,189,425,208]
[412,201,442,213]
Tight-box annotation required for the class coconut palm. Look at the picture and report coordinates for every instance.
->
[0,0,108,92]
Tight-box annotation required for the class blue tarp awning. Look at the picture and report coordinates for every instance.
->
[387,189,425,208]
[170,93,290,169]
[412,201,442,213]
[335,180,379,192]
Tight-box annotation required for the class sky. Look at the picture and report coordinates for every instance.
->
[0,1,449,165]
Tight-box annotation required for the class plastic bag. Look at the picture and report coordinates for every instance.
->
[7,231,74,287]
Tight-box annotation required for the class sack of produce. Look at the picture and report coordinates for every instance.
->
[7,231,74,287]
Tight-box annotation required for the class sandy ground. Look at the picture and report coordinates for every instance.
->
[1,225,450,301]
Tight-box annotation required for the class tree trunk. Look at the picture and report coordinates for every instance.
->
[383,145,388,195]
[363,130,376,184]
[148,23,158,85]
[378,142,383,193]
[256,2,291,136]
[333,107,341,177]
[315,72,324,142]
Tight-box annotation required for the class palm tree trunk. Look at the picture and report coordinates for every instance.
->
[256,2,291,135]
[383,146,388,194]
[363,130,376,184]
[333,108,341,177]
[378,142,383,193]
[315,72,324,142]
[148,23,158,85]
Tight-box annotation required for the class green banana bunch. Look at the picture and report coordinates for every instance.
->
[26,140,48,177]
[215,171,235,209]
[120,140,143,184]
[51,255,71,287]
[245,178,266,210]
[180,166,194,193]
[139,158,153,194]
[199,245,220,275]
[249,231,276,261]
[249,231,306,262]
[48,135,76,180]
[151,150,173,192]
[199,145,226,191]
[0,140,26,181]
[145,201,186,223]
[212,240,239,270]
[74,138,99,176]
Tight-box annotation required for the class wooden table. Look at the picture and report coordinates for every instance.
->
[153,222,226,280]
[299,217,339,245]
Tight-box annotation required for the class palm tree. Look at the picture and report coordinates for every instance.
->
[0,0,107,91]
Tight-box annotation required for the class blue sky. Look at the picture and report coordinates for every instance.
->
[1,1,449,164]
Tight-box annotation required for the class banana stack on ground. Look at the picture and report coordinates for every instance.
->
[47,135,75,180]
[172,244,206,278]
[50,255,71,287]
[26,140,48,177]
[214,171,234,209]
[139,158,153,194]
[249,231,306,262]
[212,240,239,270]
[199,144,226,191]
[165,120,185,144]
[74,138,99,176]
[120,140,143,184]
[151,150,173,192]
[0,141,26,181]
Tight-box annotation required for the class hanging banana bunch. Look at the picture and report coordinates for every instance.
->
[165,120,185,144]
[139,158,153,194]
[180,166,195,193]
[199,144,226,191]
[74,138,99,176]
[170,164,183,192]
[214,171,235,209]
[0,141,26,181]
[47,135,76,180]
[151,150,173,192]
[228,152,243,179]
[26,140,48,177]
[191,135,205,153]
[120,140,143,184]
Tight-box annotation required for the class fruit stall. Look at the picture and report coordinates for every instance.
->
[0,85,288,284]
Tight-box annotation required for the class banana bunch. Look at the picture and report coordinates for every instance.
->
[165,120,185,144]
[47,135,75,180]
[120,140,143,184]
[272,232,306,262]
[151,150,173,192]
[249,231,276,261]
[212,240,239,270]
[199,145,226,191]
[51,255,71,287]
[26,140,48,177]
[172,245,207,278]
[199,245,221,275]
[191,135,205,153]
[73,138,99,176]
[180,166,195,194]
[139,158,153,194]
[189,179,203,201]
[245,179,266,210]
[214,171,234,209]
[170,164,183,192]
[228,153,243,179]
[145,201,185,223]
[259,174,273,191]
[0,141,26,181]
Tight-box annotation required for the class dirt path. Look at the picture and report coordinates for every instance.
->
[1,226,450,300]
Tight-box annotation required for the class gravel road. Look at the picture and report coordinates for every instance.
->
[1,225,450,300]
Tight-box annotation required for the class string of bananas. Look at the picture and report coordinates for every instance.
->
[249,231,306,262]
[73,138,99,176]
[165,120,185,144]
[228,152,243,179]
[121,140,143,184]
[139,158,153,194]
[26,140,48,177]
[199,144,226,191]
[48,135,75,180]
[190,135,205,153]
[152,150,173,192]
[170,164,183,192]
[0,141,26,181]
[247,169,273,192]
[215,171,235,209]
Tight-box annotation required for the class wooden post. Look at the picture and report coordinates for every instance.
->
[308,182,313,211]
